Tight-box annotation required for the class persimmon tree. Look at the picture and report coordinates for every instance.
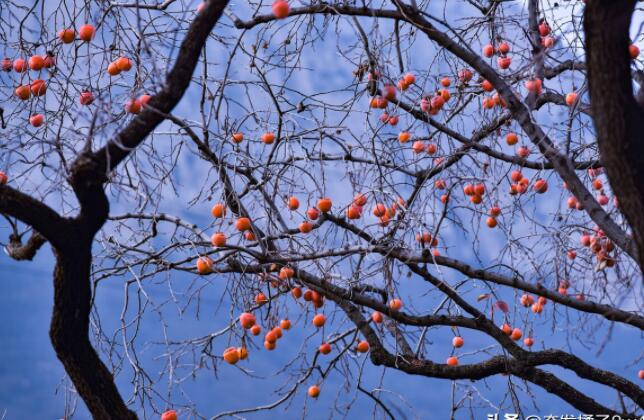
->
[0,0,643,418]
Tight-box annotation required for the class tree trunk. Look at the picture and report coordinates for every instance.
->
[584,0,644,273]
[50,245,137,419]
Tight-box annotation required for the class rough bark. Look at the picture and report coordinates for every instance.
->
[51,244,137,420]
[585,0,644,273]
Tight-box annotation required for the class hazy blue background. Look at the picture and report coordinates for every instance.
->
[1,246,642,419]
[1,0,643,419]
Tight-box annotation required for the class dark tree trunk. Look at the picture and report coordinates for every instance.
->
[50,240,137,419]
[584,0,644,273]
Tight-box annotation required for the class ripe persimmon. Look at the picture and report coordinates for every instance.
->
[237,347,248,360]
[524,78,542,94]
[196,256,213,274]
[412,141,425,154]
[30,79,47,96]
[211,203,226,218]
[58,29,75,43]
[352,193,367,207]
[520,294,534,307]
[264,331,277,345]
[470,195,482,205]
[308,385,320,398]
[239,312,256,329]
[279,266,294,279]
[312,314,326,327]
[403,73,416,86]
[380,85,395,102]
[15,85,31,100]
[299,221,313,233]
[79,91,94,105]
[317,198,332,212]
[271,326,283,339]
[0,171,7,185]
[307,207,320,220]
[231,132,244,143]
[261,132,275,144]
[542,36,555,48]
[250,325,261,336]
[630,44,640,59]
[506,133,518,145]
[291,287,303,299]
[161,410,178,420]
[272,0,290,18]
[372,203,386,217]
[223,347,239,364]
[371,311,383,323]
[482,44,494,57]
[28,55,44,71]
[236,217,251,231]
[287,196,299,210]
[346,205,362,219]
[29,114,44,127]
[446,356,458,366]
[116,56,132,71]
[356,340,369,353]
[533,179,548,194]
[139,94,151,107]
[565,92,578,106]
[280,319,291,330]
[389,298,402,311]
[125,99,142,114]
[78,24,95,42]
[452,336,464,348]
[458,69,473,82]
[107,62,120,76]
[211,232,226,247]
[13,58,27,72]
[517,146,530,158]
[319,342,331,354]
[510,328,522,341]
[255,292,268,305]
[497,56,511,69]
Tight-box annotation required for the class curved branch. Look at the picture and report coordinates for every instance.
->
[5,231,46,261]
[0,184,68,249]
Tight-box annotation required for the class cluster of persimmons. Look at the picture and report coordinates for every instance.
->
[3,3,642,419]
